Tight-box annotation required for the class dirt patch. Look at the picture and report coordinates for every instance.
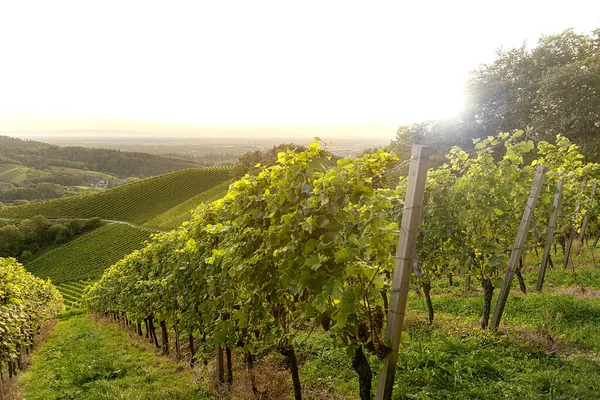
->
[543,286,600,298]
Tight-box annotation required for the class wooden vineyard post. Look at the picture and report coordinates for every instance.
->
[490,166,546,330]
[375,145,431,400]
[577,181,597,255]
[564,177,588,268]
[217,344,225,384]
[536,179,564,292]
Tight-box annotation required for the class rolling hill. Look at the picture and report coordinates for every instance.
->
[8,166,233,307]
[142,179,232,230]
[0,135,209,178]
[25,224,153,284]
[0,167,232,224]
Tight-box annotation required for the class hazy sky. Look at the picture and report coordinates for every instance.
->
[0,0,598,138]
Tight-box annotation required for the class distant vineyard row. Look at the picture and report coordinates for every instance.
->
[0,167,232,225]
[56,279,93,309]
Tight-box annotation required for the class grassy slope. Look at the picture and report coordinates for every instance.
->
[19,311,209,400]
[0,164,21,174]
[0,165,27,183]
[143,180,232,230]
[25,224,152,284]
[0,167,232,224]
[48,165,117,179]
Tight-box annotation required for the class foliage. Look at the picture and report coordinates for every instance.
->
[56,280,94,309]
[0,257,63,369]
[466,28,600,159]
[231,143,308,178]
[0,167,232,224]
[0,215,102,260]
[85,141,401,399]
[389,28,600,165]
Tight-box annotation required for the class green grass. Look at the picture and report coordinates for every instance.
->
[0,165,27,183]
[407,289,600,351]
[25,224,152,284]
[0,167,232,224]
[296,288,600,399]
[0,163,21,174]
[19,312,210,399]
[522,263,600,289]
[143,180,232,230]
[390,324,600,399]
[296,333,363,397]
[48,165,117,180]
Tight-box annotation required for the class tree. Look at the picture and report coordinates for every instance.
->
[0,225,25,257]
[464,28,600,160]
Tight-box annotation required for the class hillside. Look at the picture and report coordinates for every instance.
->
[25,224,152,284]
[0,135,209,178]
[142,179,232,230]
[0,167,232,224]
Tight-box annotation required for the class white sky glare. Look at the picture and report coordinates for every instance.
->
[0,0,599,137]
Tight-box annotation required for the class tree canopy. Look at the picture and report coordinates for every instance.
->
[389,28,600,163]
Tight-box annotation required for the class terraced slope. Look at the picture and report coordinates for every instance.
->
[56,279,93,308]
[0,167,232,224]
[143,179,232,230]
[25,224,152,284]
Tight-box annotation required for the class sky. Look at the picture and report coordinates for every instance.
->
[0,0,599,139]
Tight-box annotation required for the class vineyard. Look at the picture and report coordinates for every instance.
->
[80,133,600,399]
[55,279,94,308]
[0,257,63,387]
[0,167,232,225]
[142,179,232,231]
[25,224,152,285]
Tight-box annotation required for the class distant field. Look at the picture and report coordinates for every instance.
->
[25,224,153,284]
[48,165,116,180]
[0,164,21,174]
[0,164,27,183]
[143,179,232,230]
[0,167,232,224]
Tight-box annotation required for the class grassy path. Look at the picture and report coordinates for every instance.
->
[18,311,209,400]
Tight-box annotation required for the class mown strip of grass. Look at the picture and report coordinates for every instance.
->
[19,311,210,400]
[406,281,600,351]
